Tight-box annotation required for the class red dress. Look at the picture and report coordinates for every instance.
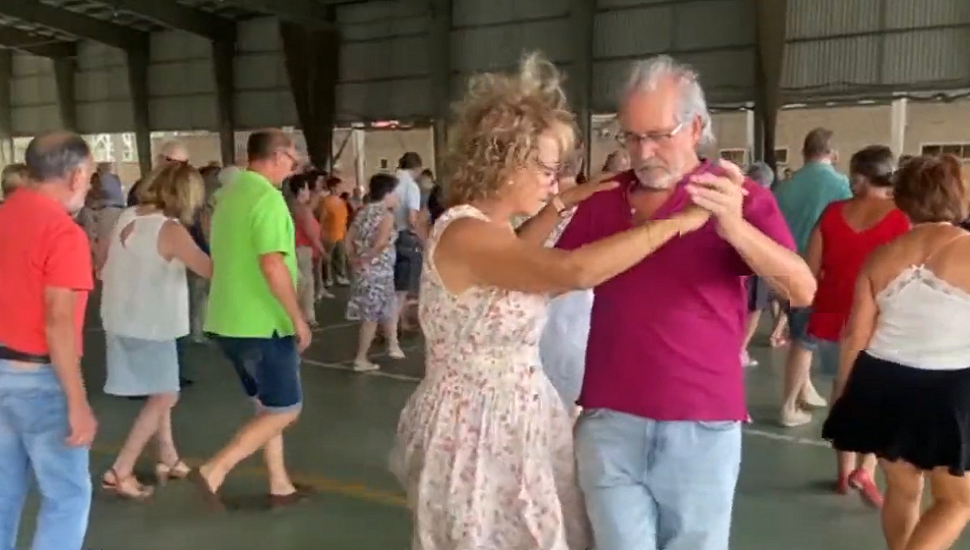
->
[808,200,909,342]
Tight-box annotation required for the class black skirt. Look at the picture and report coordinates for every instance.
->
[822,351,970,475]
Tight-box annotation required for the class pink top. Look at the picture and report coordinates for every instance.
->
[556,163,796,421]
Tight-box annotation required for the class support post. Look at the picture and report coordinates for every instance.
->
[429,0,452,180]
[212,39,237,166]
[0,50,13,166]
[569,0,595,174]
[753,0,788,171]
[126,43,152,175]
[890,97,907,157]
[279,11,339,170]
[52,57,77,131]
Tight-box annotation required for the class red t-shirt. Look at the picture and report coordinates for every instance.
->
[0,189,93,356]
[556,164,796,421]
[808,200,909,342]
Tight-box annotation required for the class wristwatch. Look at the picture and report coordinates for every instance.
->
[550,195,569,217]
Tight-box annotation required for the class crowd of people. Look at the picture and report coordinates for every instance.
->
[1,48,970,550]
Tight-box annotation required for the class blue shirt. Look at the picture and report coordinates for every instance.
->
[774,161,852,256]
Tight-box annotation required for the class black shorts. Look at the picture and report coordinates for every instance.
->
[394,230,422,293]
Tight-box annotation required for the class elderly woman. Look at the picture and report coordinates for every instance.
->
[390,52,714,550]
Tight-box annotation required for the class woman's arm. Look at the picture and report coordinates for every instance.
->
[438,206,710,295]
[159,220,213,279]
[295,206,325,256]
[833,262,879,400]
[517,175,616,246]
[359,212,395,264]
[805,224,823,280]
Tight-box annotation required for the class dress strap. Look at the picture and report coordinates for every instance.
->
[925,230,970,263]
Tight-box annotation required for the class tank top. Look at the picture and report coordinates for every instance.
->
[100,209,189,340]
[867,234,970,371]
[807,200,909,342]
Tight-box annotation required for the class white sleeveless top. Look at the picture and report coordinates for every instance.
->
[868,263,970,371]
[100,208,189,340]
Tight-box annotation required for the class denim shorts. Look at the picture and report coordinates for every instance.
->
[212,334,302,413]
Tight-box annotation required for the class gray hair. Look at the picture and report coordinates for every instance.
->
[24,132,91,182]
[746,161,775,189]
[621,55,715,147]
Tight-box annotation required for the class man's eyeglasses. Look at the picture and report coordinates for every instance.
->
[616,122,685,148]
[279,150,299,172]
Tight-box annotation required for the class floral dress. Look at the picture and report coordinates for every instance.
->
[346,202,397,322]
[390,205,590,550]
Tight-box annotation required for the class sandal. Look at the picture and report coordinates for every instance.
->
[101,468,153,500]
[155,460,191,484]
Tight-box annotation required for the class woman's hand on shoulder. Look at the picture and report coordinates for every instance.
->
[558,173,620,209]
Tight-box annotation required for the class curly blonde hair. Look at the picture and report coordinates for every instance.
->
[135,163,205,225]
[444,52,576,207]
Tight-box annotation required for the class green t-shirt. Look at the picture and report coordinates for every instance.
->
[204,170,297,337]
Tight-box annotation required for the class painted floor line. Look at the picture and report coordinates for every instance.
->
[89,443,408,508]
[301,357,834,450]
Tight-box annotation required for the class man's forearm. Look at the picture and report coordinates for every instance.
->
[261,256,304,326]
[46,318,86,405]
[722,219,816,306]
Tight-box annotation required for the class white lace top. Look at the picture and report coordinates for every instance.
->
[867,265,970,371]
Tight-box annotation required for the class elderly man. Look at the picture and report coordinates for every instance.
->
[0,132,97,550]
[126,140,189,206]
[556,55,815,550]
[193,130,309,510]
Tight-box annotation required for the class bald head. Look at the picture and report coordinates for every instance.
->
[156,140,189,166]
[24,131,92,183]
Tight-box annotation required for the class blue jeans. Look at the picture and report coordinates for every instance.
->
[575,409,741,550]
[0,361,91,550]
[784,305,819,351]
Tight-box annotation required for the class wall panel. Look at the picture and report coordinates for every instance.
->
[74,41,133,134]
[592,0,757,110]
[335,1,432,122]
[148,30,217,131]
[9,53,59,136]
[783,0,970,100]
[233,17,297,129]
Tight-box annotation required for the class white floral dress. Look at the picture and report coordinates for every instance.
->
[390,205,590,550]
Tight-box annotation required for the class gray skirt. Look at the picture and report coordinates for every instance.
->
[103,333,180,396]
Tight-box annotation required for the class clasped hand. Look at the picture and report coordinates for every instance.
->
[684,160,749,234]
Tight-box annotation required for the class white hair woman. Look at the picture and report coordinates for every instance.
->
[390,52,714,549]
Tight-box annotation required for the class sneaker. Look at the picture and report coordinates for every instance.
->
[335,276,350,286]
[352,359,379,372]
[387,345,405,359]
[800,383,828,409]
[779,407,812,427]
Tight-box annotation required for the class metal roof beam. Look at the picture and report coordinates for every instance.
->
[102,0,236,42]
[0,27,76,58]
[232,0,336,28]
[0,0,147,51]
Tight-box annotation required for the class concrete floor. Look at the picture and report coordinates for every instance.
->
[14,290,968,550]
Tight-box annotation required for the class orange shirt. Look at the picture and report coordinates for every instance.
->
[319,194,348,242]
[0,189,93,356]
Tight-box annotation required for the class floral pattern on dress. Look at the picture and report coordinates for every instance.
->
[390,204,590,550]
[346,202,397,322]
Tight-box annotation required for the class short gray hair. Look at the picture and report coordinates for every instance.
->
[746,161,775,188]
[24,132,91,182]
[621,55,714,147]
